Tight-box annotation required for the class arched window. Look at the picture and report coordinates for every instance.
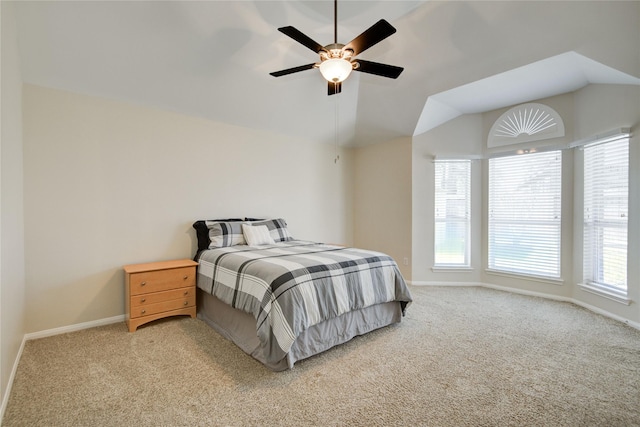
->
[488,103,565,148]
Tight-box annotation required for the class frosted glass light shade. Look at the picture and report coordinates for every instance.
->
[319,58,353,83]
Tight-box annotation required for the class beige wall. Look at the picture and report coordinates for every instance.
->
[22,84,354,333]
[1,1,27,410]
[412,85,640,325]
[353,137,412,279]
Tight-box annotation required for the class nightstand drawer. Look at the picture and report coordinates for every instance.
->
[129,266,195,295]
[129,294,196,319]
[130,286,195,308]
[124,259,198,332]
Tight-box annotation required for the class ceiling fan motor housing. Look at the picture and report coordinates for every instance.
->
[320,44,354,61]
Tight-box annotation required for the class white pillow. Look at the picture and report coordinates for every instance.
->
[242,224,276,246]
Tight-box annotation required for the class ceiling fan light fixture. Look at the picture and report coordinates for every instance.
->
[319,58,353,83]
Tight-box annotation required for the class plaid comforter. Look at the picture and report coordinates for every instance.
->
[196,241,412,365]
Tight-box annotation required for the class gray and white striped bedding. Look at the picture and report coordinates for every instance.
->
[195,241,412,366]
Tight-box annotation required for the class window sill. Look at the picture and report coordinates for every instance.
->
[432,266,474,273]
[485,269,564,285]
[578,283,630,305]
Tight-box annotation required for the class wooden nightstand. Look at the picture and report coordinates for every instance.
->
[124,259,198,332]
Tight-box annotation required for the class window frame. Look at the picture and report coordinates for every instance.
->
[433,159,471,268]
[487,150,563,280]
[580,136,629,303]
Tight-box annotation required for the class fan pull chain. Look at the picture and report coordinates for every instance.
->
[334,92,340,164]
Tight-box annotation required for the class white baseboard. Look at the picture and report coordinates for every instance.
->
[408,281,484,287]
[408,281,640,331]
[1,314,125,422]
[24,314,125,341]
[570,299,640,330]
[0,335,26,423]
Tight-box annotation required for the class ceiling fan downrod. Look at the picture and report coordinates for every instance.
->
[334,0,338,44]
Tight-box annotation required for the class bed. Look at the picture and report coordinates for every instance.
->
[193,218,413,371]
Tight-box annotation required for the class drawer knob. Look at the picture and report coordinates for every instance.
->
[184,291,188,296]
[141,309,146,314]
[183,275,188,280]
[141,298,146,303]
[184,301,188,306]
[140,281,147,286]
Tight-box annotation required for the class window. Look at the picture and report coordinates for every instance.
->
[582,136,629,298]
[488,151,562,278]
[434,160,470,267]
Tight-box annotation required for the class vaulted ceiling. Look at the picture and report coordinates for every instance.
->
[11,1,640,147]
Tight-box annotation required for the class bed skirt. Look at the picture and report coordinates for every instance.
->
[197,288,402,371]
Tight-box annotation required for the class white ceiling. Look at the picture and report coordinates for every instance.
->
[11,1,640,147]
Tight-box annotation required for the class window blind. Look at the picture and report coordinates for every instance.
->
[434,160,470,266]
[583,137,629,294]
[488,151,562,278]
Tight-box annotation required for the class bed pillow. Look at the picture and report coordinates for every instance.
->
[242,224,276,246]
[249,218,293,242]
[192,219,245,250]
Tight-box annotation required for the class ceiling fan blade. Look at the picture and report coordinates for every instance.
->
[354,59,404,79]
[278,26,326,54]
[328,81,342,96]
[270,63,316,77]
[343,19,396,56]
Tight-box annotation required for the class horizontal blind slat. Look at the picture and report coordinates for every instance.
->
[583,138,628,292]
[434,161,471,267]
[488,151,561,278]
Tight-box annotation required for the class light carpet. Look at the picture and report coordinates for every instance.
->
[3,286,639,426]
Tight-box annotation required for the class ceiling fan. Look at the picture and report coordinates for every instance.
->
[269,0,404,96]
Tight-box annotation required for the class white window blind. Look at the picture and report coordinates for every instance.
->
[488,151,562,278]
[583,137,629,295]
[434,160,470,267]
